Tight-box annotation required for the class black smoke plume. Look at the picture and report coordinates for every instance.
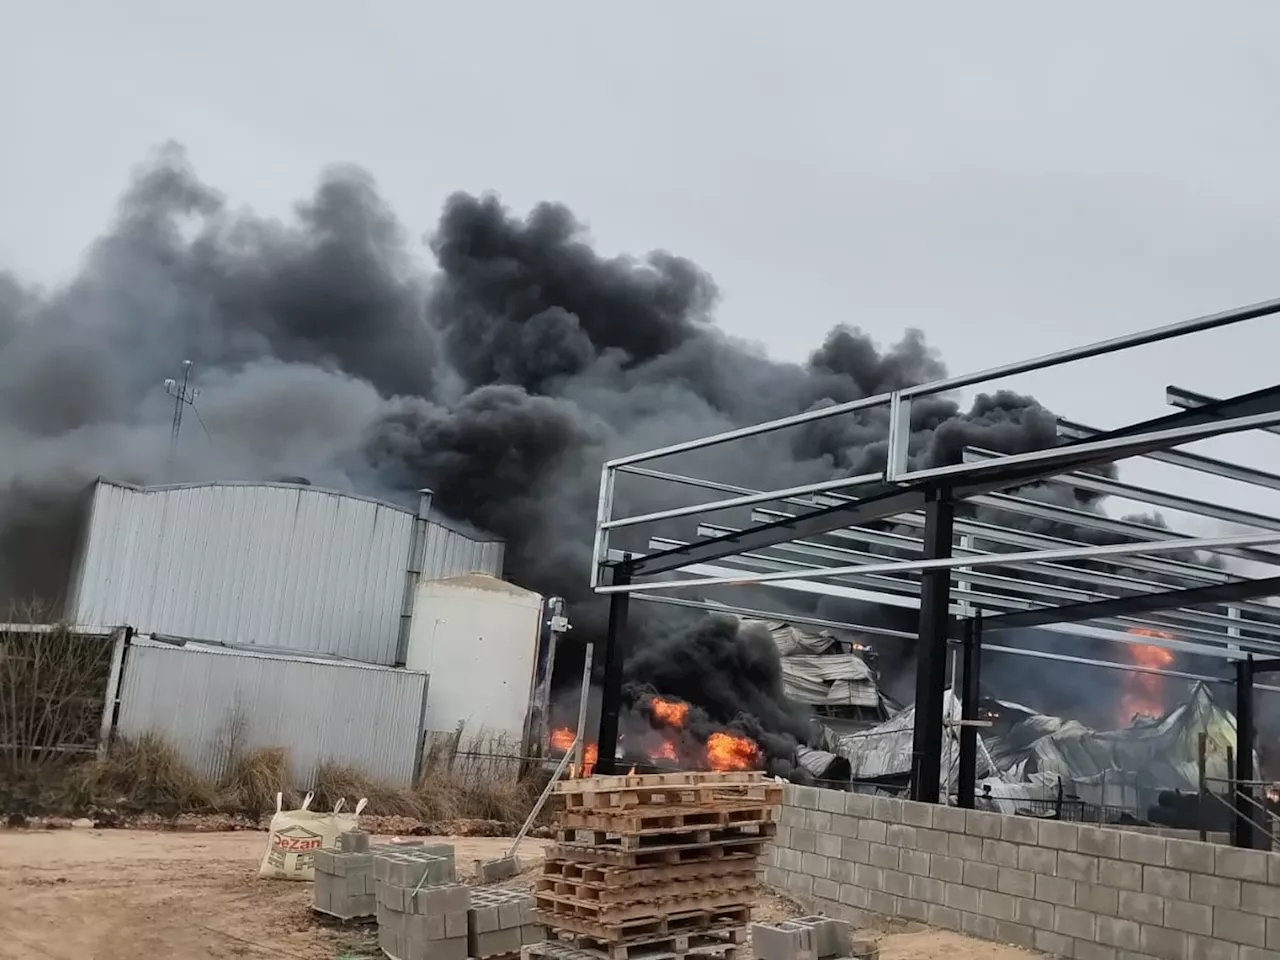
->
[0,145,1200,766]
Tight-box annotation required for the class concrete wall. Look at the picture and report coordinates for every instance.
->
[762,785,1280,960]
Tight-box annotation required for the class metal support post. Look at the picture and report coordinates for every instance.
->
[1234,655,1258,848]
[910,490,956,804]
[957,615,983,809]
[595,558,632,776]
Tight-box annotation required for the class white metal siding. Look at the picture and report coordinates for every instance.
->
[406,575,541,751]
[115,639,428,786]
[421,521,505,580]
[70,481,416,662]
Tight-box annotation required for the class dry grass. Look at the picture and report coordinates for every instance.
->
[23,727,546,824]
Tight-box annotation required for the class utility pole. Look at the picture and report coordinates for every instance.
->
[164,360,200,481]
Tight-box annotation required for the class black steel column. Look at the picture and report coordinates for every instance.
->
[957,614,983,809]
[1234,655,1258,848]
[594,559,631,776]
[910,489,956,804]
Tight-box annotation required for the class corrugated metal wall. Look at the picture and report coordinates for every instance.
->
[68,481,503,664]
[115,639,428,786]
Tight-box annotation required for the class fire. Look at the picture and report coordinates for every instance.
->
[705,731,760,771]
[1119,628,1175,726]
[549,727,597,776]
[651,697,689,727]
[647,740,678,761]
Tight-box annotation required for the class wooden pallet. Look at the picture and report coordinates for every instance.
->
[534,887,753,924]
[555,773,779,812]
[555,771,765,796]
[555,821,775,851]
[524,928,744,960]
[533,905,752,945]
[561,802,777,835]
[546,836,770,869]
[539,856,759,891]
[536,870,756,904]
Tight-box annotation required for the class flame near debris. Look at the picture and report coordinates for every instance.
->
[548,693,762,776]
[1120,627,1176,726]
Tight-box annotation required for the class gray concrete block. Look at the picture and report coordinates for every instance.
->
[813,877,839,901]
[947,833,983,862]
[931,805,966,834]
[925,903,961,930]
[964,809,1004,840]
[778,847,804,873]
[1241,880,1280,919]
[1164,838,1214,874]
[828,858,857,885]
[804,809,833,833]
[792,829,819,854]
[1053,905,1097,940]
[900,800,933,828]
[1117,891,1164,926]
[960,911,997,941]
[996,867,1035,899]
[885,824,916,849]
[817,833,843,858]
[792,915,854,959]
[839,882,870,909]
[872,795,903,824]
[1216,847,1270,884]
[1098,858,1143,892]
[520,923,545,945]
[1143,865,1191,901]
[1193,874,1242,910]
[981,839,1018,869]
[477,855,521,883]
[1033,929,1073,958]
[929,855,963,884]
[909,874,943,904]
[830,814,859,838]
[1139,924,1187,960]
[801,852,829,877]
[469,927,522,958]
[897,897,928,922]
[853,864,882,890]
[912,828,949,855]
[881,869,910,898]
[1038,821,1080,852]
[751,921,817,960]
[787,871,815,898]
[1164,899,1212,937]
[963,861,999,893]
[1188,935,1243,960]
[978,890,1016,922]
[1034,875,1076,907]
[865,888,896,917]
[943,883,979,914]
[817,789,845,814]
[1057,851,1099,884]
[1095,915,1140,951]
[1214,907,1268,948]
[1119,831,1167,868]
[867,844,898,870]
[999,816,1038,846]
[1076,883,1118,917]
[338,829,370,854]
[1072,942,1116,960]
[857,820,887,845]
[1076,825,1121,860]
[899,849,930,877]
[992,920,1035,950]
[792,786,820,810]
[1016,844,1056,875]
[843,792,874,817]
[839,838,869,863]
[1015,897,1053,930]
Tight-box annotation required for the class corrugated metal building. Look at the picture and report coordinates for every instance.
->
[66,480,504,665]
[115,636,429,785]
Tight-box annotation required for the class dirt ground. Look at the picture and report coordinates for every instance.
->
[0,828,1040,960]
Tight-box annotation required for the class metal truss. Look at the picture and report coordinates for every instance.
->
[586,297,1280,842]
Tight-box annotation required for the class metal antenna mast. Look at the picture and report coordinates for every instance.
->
[164,360,200,480]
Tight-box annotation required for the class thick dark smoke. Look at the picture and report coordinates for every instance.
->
[0,144,1188,765]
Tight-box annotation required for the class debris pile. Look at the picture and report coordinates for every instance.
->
[528,770,782,960]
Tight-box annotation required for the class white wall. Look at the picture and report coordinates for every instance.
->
[405,574,542,750]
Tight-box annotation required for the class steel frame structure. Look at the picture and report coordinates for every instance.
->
[588,297,1280,849]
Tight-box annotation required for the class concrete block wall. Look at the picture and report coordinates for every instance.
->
[761,785,1280,960]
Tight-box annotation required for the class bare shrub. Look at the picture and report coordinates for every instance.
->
[72,732,221,814]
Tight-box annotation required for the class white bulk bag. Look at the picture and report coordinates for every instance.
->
[257,792,369,881]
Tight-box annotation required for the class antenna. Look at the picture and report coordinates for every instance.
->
[164,360,200,480]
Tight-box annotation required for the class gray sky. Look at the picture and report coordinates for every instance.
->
[4,0,1280,521]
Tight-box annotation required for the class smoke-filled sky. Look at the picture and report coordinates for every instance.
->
[6,1,1280,750]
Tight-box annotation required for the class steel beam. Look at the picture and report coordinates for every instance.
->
[621,385,1280,579]
[595,559,632,775]
[982,576,1280,631]
[1169,385,1280,438]
[910,492,955,805]
[1234,656,1259,849]
[957,616,983,809]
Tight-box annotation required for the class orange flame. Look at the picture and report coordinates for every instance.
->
[1120,628,1175,726]
[647,740,678,761]
[550,727,597,776]
[705,731,760,771]
[651,697,690,727]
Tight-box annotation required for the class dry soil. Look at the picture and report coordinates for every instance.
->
[0,828,1040,959]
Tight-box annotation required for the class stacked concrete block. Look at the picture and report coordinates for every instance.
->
[314,830,376,919]
[762,784,1280,960]
[476,855,521,883]
[467,887,543,958]
[374,844,467,960]
[752,918,875,960]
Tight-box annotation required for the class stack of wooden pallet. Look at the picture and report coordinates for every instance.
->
[528,770,781,960]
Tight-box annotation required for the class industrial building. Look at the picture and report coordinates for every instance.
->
[10,478,550,786]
